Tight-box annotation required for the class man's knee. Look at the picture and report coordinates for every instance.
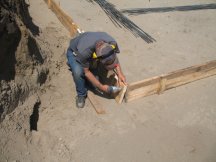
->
[72,66,84,79]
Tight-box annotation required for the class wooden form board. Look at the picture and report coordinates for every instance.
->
[125,60,216,102]
[111,70,127,104]
[88,91,106,114]
[44,0,78,36]
[115,83,127,104]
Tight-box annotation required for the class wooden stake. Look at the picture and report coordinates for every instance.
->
[114,82,127,104]
[47,0,51,8]
[157,77,167,94]
[112,70,127,104]
[44,0,78,36]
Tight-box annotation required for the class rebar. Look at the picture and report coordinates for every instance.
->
[87,0,155,43]
[121,3,216,15]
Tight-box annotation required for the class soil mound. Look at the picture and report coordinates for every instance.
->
[0,0,48,121]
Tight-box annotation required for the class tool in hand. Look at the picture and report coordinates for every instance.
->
[107,86,122,94]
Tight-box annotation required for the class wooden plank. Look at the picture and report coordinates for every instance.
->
[158,77,167,94]
[50,0,76,35]
[125,60,216,102]
[114,81,127,104]
[47,0,51,8]
[111,70,127,104]
[44,0,78,36]
[88,91,106,114]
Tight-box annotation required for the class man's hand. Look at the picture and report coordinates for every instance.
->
[84,68,110,93]
[115,65,127,85]
[100,84,109,93]
[118,73,127,85]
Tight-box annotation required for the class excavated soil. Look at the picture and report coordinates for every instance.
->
[0,0,70,161]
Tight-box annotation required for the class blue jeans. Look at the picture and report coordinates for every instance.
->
[66,49,87,97]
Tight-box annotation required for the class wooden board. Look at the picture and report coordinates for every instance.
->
[44,0,78,36]
[114,81,127,104]
[125,60,216,102]
[88,91,106,114]
[110,70,127,104]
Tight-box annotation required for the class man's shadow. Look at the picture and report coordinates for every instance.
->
[88,70,117,99]
[68,61,118,99]
[88,62,118,99]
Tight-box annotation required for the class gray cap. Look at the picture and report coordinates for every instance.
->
[96,43,119,70]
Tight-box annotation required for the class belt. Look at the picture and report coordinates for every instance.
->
[69,49,77,56]
[72,51,77,56]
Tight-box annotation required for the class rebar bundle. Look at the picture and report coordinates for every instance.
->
[89,0,155,43]
[121,3,216,15]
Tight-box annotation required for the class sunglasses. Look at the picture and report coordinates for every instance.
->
[98,50,115,60]
[103,57,115,66]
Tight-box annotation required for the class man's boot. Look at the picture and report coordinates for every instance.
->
[76,96,86,108]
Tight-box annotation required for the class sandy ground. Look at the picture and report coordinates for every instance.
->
[1,0,216,162]
[57,0,216,82]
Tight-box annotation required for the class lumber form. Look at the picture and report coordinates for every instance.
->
[44,0,78,36]
[125,60,216,102]
[112,71,127,104]
[114,82,127,104]
[88,91,106,114]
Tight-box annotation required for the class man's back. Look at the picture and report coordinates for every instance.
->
[69,32,116,54]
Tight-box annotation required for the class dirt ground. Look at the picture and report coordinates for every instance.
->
[0,0,216,162]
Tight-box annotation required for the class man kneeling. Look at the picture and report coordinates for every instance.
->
[66,32,126,108]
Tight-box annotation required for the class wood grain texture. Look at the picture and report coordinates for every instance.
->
[88,91,106,114]
[126,60,216,102]
[44,0,78,36]
[114,82,127,104]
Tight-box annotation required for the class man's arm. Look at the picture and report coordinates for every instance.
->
[84,68,109,92]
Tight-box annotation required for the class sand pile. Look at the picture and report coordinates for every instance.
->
[0,0,49,121]
[0,1,69,161]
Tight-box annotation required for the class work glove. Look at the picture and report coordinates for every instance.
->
[107,86,122,94]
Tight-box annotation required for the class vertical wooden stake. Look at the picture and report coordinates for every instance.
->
[157,77,167,94]
[48,0,51,8]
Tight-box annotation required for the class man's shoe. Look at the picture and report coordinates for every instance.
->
[76,96,86,108]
